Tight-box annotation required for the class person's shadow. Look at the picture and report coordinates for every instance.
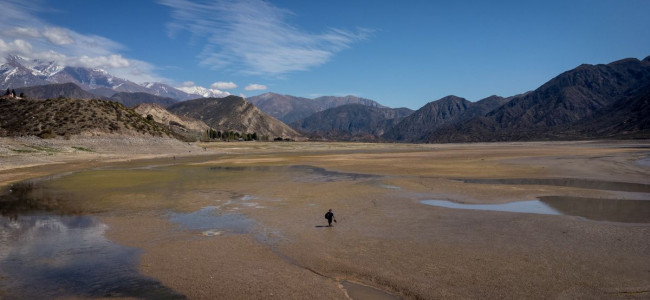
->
[315,225,331,228]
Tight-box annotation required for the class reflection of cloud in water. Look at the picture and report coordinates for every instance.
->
[421,200,562,216]
[422,198,650,223]
[0,215,184,299]
[169,206,255,234]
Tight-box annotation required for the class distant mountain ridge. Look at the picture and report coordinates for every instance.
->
[382,95,511,142]
[167,96,302,139]
[109,92,179,108]
[248,92,386,124]
[0,55,199,100]
[291,104,413,141]
[409,56,650,143]
[15,82,100,100]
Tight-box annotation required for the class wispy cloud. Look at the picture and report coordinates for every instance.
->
[244,83,267,91]
[0,0,165,83]
[159,0,371,75]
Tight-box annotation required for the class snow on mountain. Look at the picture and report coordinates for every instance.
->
[0,55,212,100]
[141,82,197,100]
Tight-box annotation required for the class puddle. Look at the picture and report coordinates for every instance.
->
[209,165,377,183]
[341,281,400,300]
[421,198,650,223]
[290,165,376,182]
[539,196,650,223]
[637,157,650,167]
[0,181,82,216]
[168,206,255,234]
[421,199,561,215]
[459,178,650,193]
[0,214,184,299]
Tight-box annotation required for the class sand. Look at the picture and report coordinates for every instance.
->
[1,137,649,299]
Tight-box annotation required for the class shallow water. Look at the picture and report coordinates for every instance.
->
[637,157,650,167]
[0,214,185,299]
[540,196,650,223]
[169,206,255,234]
[209,165,377,182]
[460,177,650,193]
[421,199,561,215]
[2,158,648,298]
[421,197,650,223]
[341,281,401,300]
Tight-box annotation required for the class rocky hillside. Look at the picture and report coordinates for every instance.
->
[425,56,650,142]
[0,97,173,138]
[248,93,386,124]
[167,95,302,140]
[110,92,179,108]
[15,83,101,100]
[133,103,209,141]
[291,104,413,141]
[382,96,474,142]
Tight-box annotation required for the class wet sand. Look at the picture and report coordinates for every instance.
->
[1,138,649,299]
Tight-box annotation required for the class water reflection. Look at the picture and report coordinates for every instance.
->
[421,200,561,215]
[169,206,255,234]
[209,165,377,182]
[0,214,185,299]
[540,196,650,223]
[460,178,650,193]
[0,182,81,217]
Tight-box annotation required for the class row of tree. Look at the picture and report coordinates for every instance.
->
[4,88,24,98]
[206,129,270,141]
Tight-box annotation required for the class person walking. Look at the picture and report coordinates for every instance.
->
[324,209,337,227]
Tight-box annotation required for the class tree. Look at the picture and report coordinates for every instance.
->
[207,128,218,139]
[5,88,9,96]
[19,92,25,98]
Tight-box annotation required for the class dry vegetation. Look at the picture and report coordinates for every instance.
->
[0,97,174,138]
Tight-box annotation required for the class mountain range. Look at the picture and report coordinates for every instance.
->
[1,54,648,143]
[247,93,386,124]
[382,95,512,142]
[291,104,413,141]
[0,55,203,100]
[422,56,650,142]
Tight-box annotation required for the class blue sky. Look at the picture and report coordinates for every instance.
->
[1,0,649,109]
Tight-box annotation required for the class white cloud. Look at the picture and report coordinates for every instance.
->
[245,83,267,91]
[160,0,371,75]
[74,54,130,68]
[210,81,237,90]
[42,27,74,45]
[0,38,33,54]
[0,1,166,84]
[176,83,230,98]
[3,27,41,38]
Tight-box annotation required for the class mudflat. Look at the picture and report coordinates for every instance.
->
[1,138,649,299]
